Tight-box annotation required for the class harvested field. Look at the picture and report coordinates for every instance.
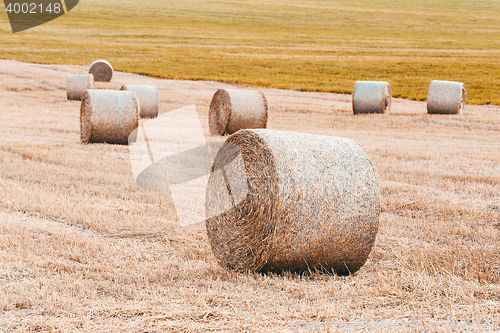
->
[0,60,499,332]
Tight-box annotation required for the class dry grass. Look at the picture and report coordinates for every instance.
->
[0,60,499,332]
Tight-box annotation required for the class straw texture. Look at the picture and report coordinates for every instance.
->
[80,90,139,145]
[206,129,380,275]
[121,85,159,118]
[88,60,113,82]
[488,203,500,215]
[352,81,392,114]
[427,80,466,114]
[209,89,268,135]
[67,74,95,101]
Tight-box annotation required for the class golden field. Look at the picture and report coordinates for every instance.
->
[1,0,500,104]
[0,60,499,332]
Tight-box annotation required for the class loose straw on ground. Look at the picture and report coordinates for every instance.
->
[88,60,113,82]
[80,90,139,145]
[67,74,94,101]
[205,129,380,275]
[209,89,268,135]
[121,85,158,118]
[427,80,466,114]
[352,81,392,114]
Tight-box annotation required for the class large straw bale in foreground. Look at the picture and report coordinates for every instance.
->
[488,203,500,216]
[209,89,268,135]
[121,85,158,118]
[427,80,466,114]
[67,74,94,101]
[80,90,139,144]
[352,81,391,114]
[206,129,380,275]
[88,59,113,82]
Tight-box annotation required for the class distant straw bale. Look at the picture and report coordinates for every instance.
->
[427,80,466,114]
[80,90,139,145]
[205,129,380,275]
[209,89,268,136]
[67,74,94,101]
[352,81,392,114]
[88,60,113,82]
[121,85,159,118]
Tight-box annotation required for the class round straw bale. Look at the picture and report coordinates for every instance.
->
[67,74,95,101]
[209,89,268,136]
[88,59,113,82]
[427,80,466,114]
[488,203,500,216]
[121,85,159,118]
[352,81,391,114]
[80,90,139,145]
[205,129,380,275]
